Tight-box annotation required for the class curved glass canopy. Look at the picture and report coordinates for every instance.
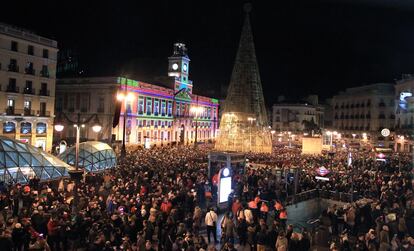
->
[0,136,73,184]
[58,141,116,172]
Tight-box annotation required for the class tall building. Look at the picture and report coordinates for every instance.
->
[0,23,58,152]
[331,83,395,146]
[215,4,272,153]
[394,74,414,152]
[55,43,219,147]
[272,95,324,133]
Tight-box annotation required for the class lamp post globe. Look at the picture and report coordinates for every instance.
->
[54,124,64,132]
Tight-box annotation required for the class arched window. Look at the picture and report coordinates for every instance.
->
[20,122,32,134]
[3,122,16,133]
[36,122,47,134]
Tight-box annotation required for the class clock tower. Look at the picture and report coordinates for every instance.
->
[168,43,193,94]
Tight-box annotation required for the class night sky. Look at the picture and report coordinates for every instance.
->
[3,0,414,106]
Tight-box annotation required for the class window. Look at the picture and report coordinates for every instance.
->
[176,102,181,116]
[41,65,49,77]
[24,100,31,110]
[8,78,17,92]
[28,45,34,55]
[68,96,75,111]
[146,98,152,115]
[137,132,142,143]
[8,59,18,72]
[7,99,15,114]
[42,49,49,58]
[40,83,48,95]
[11,41,18,52]
[80,95,88,112]
[25,62,34,75]
[154,99,159,115]
[36,122,47,134]
[21,122,32,134]
[7,98,14,107]
[24,81,33,94]
[3,122,15,133]
[96,97,104,113]
[126,101,132,114]
[167,101,172,116]
[138,97,144,114]
[39,102,46,116]
[161,100,166,115]
[138,120,143,127]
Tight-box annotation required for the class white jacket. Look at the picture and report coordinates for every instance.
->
[205,211,218,226]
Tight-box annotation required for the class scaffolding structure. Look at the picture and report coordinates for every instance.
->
[215,4,272,153]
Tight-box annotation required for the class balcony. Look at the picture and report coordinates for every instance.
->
[5,107,15,115]
[5,108,35,116]
[25,68,35,75]
[6,85,19,93]
[8,64,19,72]
[23,87,35,95]
[40,69,49,78]
[38,89,50,96]
[37,110,51,117]
[23,108,35,116]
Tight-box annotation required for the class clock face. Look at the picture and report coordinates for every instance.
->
[172,63,178,70]
[183,63,188,72]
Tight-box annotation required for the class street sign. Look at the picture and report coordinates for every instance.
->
[316,166,330,176]
[381,128,390,137]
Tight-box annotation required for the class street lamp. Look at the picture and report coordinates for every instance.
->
[288,131,292,148]
[326,131,333,150]
[54,112,102,213]
[247,117,256,151]
[116,82,135,159]
[190,105,204,148]
[271,130,276,141]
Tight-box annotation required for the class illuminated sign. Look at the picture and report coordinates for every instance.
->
[36,123,47,134]
[219,177,232,203]
[400,92,412,101]
[316,166,330,176]
[3,122,15,133]
[315,176,329,181]
[20,122,32,134]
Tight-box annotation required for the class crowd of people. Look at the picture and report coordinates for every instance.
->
[0,143,412,251]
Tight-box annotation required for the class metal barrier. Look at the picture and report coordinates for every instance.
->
[286,189,353,205]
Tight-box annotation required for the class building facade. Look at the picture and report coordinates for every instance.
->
[0,23,58,152]
[272,96,324,133]
[394,74,414,152]
[331,83,395,146]
[55,43,219,147]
